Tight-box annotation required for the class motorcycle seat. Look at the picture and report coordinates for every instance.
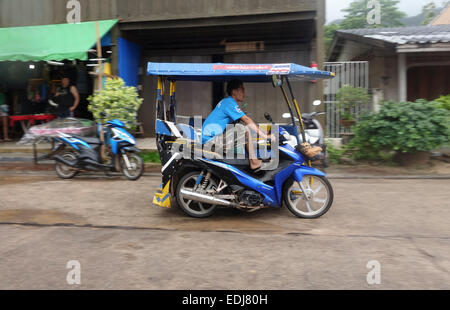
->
[212,158,250,166]
[72,135,102,145]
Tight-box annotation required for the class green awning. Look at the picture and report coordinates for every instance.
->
[0,19,117,62]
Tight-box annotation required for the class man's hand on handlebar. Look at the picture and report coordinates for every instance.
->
[262,133,276,143]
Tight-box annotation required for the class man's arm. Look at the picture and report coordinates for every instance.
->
[240,115,275,141]
[70,86,80,112]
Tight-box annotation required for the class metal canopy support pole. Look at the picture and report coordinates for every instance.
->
[285,77,307,143]
[162,78,167,121]
[33,143,37,165]
[156,77,167,122]
[95,21,103,92]
[156,77,162,119]
[279,79,302,146]
[169,81,176,122]
[398,53,407,102]
[95,21,106,163]
[285,77,315,167]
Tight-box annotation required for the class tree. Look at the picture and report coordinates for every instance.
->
[421,2,437,25]
[325,0,407,55]
[325,23,341,53]
[340,0,407,29]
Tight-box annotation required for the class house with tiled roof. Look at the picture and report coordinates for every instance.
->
[328,25,450,104]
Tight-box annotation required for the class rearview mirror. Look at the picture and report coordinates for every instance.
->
[313,100,322,106]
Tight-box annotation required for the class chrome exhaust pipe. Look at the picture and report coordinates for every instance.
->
[180,189,236,207]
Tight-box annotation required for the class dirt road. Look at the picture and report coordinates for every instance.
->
[0,172,449,289]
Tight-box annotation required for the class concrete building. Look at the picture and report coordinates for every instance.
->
[0,0,326,136]
[328,25,450,104]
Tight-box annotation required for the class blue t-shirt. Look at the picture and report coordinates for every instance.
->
[202,96,245,144]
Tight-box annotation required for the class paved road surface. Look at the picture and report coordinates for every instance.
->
[0,173,449,289]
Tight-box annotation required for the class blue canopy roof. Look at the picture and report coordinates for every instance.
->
[146,62,335,82]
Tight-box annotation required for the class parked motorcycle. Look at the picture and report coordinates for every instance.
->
[52,118,144,180]
[273,100,328,167]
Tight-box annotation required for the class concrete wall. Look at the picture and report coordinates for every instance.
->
[0,0,117,27]
[116,0,316,22]
[0,0,325,137]
[366,54,399,103]
[0,0,317,27]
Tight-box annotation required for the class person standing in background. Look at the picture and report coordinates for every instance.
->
[54,76,79,118]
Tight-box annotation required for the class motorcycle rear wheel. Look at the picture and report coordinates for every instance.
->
[283,175,333,219]
[55,152,79,179]
[176,171,218,218]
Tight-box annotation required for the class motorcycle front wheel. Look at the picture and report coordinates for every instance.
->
[283,175,333,219]
[120,152,144,181]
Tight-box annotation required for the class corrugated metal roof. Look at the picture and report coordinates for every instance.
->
[338,25,450,45]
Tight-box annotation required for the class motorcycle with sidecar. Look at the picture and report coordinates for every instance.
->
[148,62,335,218]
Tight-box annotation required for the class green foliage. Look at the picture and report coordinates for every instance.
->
[336,85,371,120]
[140,151,161,164]
[421,2,437,25]
[326,143,346,164]
[349,100,450,159]
[433,94,450,111]
[325,23,341,53]
[325,1,407,57]
[88,78,143,129]
[340,0,406,29]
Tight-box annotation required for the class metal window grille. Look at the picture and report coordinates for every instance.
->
[324,61,370,138]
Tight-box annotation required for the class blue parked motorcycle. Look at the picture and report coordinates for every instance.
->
[53,118,144,180]
[148,62,335,218]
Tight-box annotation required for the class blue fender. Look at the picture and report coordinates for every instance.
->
[121,146,142,153]
[292,166,326,182]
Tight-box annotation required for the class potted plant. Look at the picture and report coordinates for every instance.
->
[349,100,450,166]
[88,77,143,130]
[336,85,371,128]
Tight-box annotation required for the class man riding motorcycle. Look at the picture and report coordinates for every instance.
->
[201,79,275,171]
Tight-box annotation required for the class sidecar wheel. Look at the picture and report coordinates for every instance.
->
[283,175,333,219]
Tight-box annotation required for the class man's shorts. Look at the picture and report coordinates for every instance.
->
[203,129,247,159]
